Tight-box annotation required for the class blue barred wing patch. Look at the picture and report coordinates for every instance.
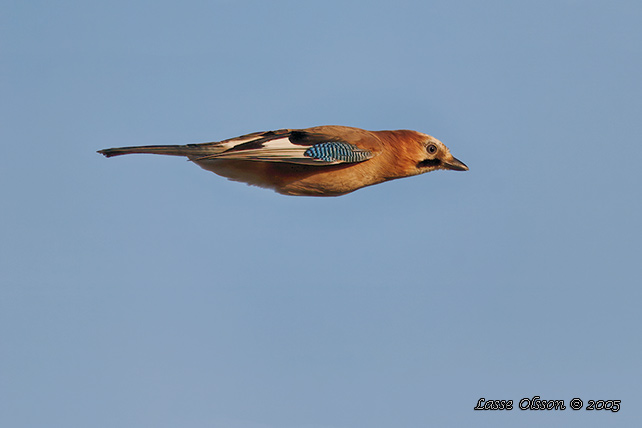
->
[304,142,372,163]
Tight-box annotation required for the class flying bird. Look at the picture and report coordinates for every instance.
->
[98,125,468,196]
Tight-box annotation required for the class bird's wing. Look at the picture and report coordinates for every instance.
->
[191,128,378,166]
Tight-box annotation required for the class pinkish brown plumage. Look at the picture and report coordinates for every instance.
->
[98,125,468,196]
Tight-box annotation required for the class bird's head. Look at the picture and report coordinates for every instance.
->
[412,134,468,174]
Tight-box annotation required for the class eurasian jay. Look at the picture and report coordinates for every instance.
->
[98,125,468,196]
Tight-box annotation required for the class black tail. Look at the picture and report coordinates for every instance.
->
[98,144,216,158]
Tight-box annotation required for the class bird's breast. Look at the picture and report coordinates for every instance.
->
[192,158,385,196]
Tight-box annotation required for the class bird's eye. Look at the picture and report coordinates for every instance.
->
[427,144,438,155]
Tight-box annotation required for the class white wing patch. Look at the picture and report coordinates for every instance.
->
[191,134,374,166]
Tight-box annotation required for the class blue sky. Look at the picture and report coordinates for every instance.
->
[2,1,641,427]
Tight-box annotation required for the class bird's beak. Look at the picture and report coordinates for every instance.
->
[443,156,469,171]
